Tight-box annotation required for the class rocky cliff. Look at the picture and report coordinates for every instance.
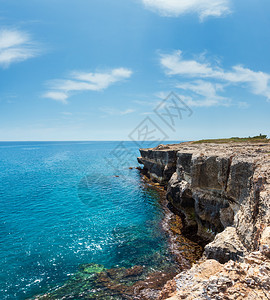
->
[138,142,270,299]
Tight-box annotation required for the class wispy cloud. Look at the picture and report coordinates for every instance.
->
[43,68,133,104]
[155,89,228,108]
[0,29,40,68]
[133,99,161,108]
[140,112,155,116]
[142,0,231,20]
[160,50,270,106]
[161,50,216,77]
[61,112,73,116]
[238,102,249,109]
[100,107,135,116]
[176,80,230,107]
[43,91,69,103]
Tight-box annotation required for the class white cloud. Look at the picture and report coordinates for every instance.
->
[0,29,39,68]
[160,50,218,77]
[160,50,270,104]
[43,91,69,104]
[44,68,133,103]
[142,0,231,20]
[155,88,228,107]
[177,80,230,107]
[100,107,135,116]
[222,66,270,99]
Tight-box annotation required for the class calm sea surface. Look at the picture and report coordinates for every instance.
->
[0,141,178,299]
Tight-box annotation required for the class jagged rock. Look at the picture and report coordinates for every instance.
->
[261,226,270,247]
[162,249,270,300]
[204,227,247,263]
[138,149,177,184]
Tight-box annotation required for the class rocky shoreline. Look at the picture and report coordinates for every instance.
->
[139,174,204,269]
[138,141,270,299]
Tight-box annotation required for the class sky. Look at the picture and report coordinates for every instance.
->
[0,0,270,141]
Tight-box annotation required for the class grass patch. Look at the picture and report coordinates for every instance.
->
[193,135,269,144]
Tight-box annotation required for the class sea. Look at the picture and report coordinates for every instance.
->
[0,141,178,299]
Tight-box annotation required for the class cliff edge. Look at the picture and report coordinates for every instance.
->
[138,141,270,299]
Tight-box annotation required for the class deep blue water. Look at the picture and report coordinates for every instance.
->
[0,141,177,299]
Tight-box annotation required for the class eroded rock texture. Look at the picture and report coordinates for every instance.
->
[138,148,177,184]
[138,142,270,261]
[163,248,270,300]
[138,142,270,299]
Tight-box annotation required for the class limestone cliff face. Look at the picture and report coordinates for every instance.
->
[137,147,177,184]
[138,142,270,264]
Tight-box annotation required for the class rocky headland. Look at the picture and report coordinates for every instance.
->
[138,141,270,299]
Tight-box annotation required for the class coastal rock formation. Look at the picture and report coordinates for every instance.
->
[138,142,270,299]
[162,248,270,300]
[204,227,248,264]
[137,148,177,184]
[138,142,270,261]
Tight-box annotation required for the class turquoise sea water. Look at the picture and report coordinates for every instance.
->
[0,141,177,299]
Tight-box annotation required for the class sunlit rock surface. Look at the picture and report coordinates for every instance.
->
[138,141,270,299]
[163,248,270,300]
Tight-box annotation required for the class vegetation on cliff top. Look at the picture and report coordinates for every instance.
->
[193,134,269,144]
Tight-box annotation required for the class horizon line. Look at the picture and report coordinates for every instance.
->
[0,140,183,142]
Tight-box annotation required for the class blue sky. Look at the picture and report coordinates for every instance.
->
[0,0,270,141]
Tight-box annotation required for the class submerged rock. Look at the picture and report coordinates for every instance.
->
[79,263,106,274]
[31,258,179,299]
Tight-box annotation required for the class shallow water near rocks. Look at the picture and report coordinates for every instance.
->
[0,141,180,299]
